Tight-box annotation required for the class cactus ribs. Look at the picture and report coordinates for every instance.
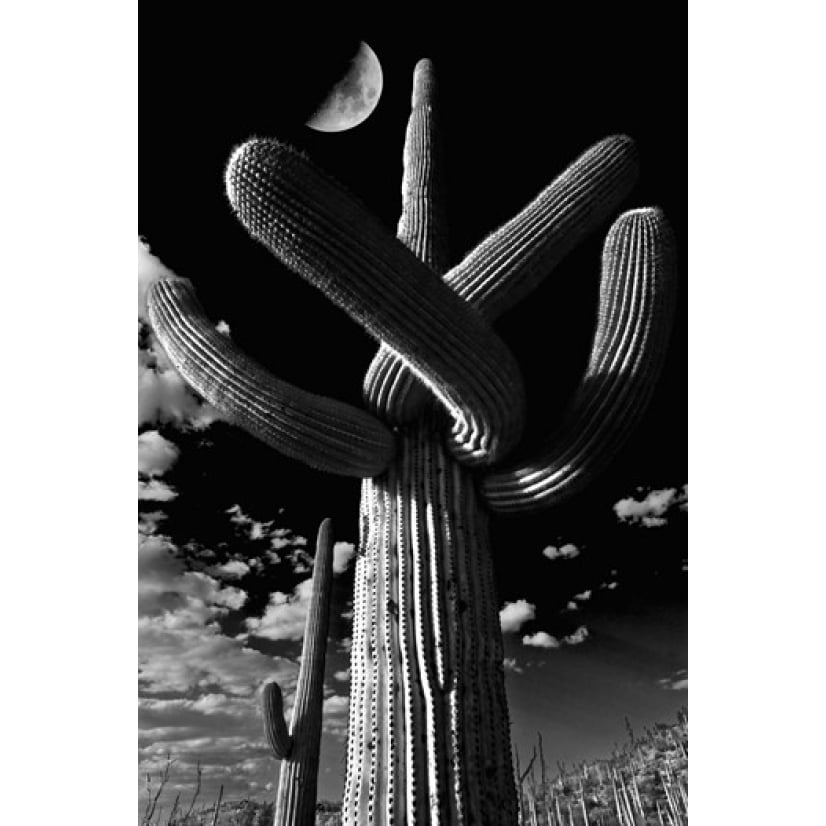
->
[148,59,677,826]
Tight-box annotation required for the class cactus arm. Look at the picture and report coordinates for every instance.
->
[397,58,449,274]
[363,134,640,426]
[262,681,292,759]
[364,58,450,424]
[147,279,395,478]
[482,208,678,514]
[225,139,525,466]
[446,134,640,317]
[272,517,335,826]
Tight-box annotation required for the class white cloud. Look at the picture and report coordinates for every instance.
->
[573,590,592,602]
[139,619,293,697]
[140,694,254,727]
[138,333,220,429]
[322,694,350,738]
[137,469,307,812]
[215,320,231,335]
[333,541,356,575]
[138,430,180,476]
[565,601,579,611]
[138,478,178,501]
[138,529,263,696]
[227,504,273,537]
[600,581,619,590]
[289,550,313,574]
[139,238,178,321]
[499,599,536,633]
[272,527,308,548]
[542,543,580,561]
[613,485,688,527]
[139,533,247,623]
[503,657,524,674]
[522,626,589,649]
[138,241,220,430]
[212,560,250,579]
[226,505,309,569]
[563,626,590,645]
[658,669,688,691]
[522,631,560,649]
[245,578,313,641]
[140,510,167,534]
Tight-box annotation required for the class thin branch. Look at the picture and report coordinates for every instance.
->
[182,760,202,822]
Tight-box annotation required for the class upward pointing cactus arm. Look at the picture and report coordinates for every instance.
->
[363,59,450,425]
[364,128,642,426]
[355,58,678,512]
[143,56,681,825]
[481,206,678,514]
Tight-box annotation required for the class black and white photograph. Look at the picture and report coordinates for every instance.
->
[15,4,826,825]
[138,7,687,824]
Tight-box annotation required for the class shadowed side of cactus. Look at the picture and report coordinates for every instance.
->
[363,59,450,422]
[262,518,334,826]
[145,56,679,826]
[343,414,517,825]
[339,62,676,825]
[364,130,640,426]
[147,281,395,478]
[224,134,526,467]
[482,207,678,513]
[262,681,292,759]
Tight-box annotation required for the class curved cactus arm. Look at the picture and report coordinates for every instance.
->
[262,681,292,759]
[482,207,678,514]
[225,138,525,466]
[364,58,450,423]
[448,134,640,315]
[365,134,640,425]
[272,517,335,826]
[147,279,395,478]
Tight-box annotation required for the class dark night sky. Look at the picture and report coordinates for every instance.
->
[139,5,686,807]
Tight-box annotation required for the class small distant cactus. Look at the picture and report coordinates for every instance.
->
[147,58,678,826]
[262,518,334,826]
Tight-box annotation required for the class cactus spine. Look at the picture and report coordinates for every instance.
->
[146,58,678,826]
[344,414,516,823]
[262,518,335,826]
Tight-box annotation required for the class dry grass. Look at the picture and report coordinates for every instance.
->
[140,710,686,825]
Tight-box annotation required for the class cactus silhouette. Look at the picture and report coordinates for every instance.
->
[261,518,334,826]
[147,58,677,826]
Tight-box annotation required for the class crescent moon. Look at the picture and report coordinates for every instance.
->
[306,42,383,132]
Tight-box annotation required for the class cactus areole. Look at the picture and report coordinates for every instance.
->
[146,59,677,826]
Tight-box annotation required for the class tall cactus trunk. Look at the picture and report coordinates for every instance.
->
[146,54,678,826]
[343,414,518,825]
[265,518,334,826]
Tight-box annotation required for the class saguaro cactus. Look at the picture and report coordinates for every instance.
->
[262,518,335,826]
[146,58,677,826]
